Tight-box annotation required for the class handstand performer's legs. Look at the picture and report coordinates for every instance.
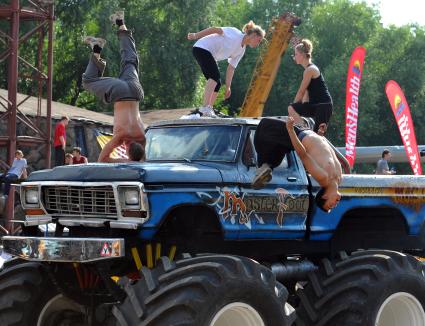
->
[81,37,128,103]
[82,54,119,102]
[82,17,143,103]
[117,28,139,82]
[83,54,106,80]
[113,21,144,100]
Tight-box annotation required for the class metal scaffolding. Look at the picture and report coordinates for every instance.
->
[0,0,54,231]
[0,0,54,168]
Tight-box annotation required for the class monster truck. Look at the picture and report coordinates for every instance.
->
[1,117,425,326]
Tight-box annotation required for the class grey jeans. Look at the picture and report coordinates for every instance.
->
[82,30,144,104]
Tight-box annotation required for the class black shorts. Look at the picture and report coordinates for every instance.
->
[192,47,221,92]
[254,117,311,168]
[290,102,333,132]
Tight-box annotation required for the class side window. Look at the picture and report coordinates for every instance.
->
[242,129,257,166]
[242,129,289,169]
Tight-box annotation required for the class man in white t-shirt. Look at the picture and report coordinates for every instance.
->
[187,21,265,117]
[0,150,27,196]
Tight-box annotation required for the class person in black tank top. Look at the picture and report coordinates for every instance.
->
[287,39,333,135]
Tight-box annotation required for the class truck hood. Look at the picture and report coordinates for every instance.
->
[27,162,223,184]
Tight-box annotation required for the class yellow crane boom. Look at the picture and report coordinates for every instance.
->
[239,12,301,117]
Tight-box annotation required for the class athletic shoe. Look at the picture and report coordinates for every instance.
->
[180,113,201,120]
[252,163,272,189]
[83,36,106,50]
[109,10,125,24]
[199,106,217,118]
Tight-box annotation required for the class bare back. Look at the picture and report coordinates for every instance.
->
[113,101,145,144]
[302,134,342,185]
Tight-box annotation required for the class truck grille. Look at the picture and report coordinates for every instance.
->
[43,186,117,217]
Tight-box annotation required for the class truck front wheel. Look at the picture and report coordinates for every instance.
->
[113,254,295,326]
[0,260,87,326]
[296,250,425,326]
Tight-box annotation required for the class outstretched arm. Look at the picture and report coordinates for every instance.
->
[286,117,329,186]
[98,136,122,163]
[187,27,223,40]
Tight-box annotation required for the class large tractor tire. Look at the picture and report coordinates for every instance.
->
[0,259,87,326]
[296,250,425,326]
[113,254,295,326]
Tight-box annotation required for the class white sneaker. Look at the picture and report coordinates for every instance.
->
[180,113,201,120]
[109,10,125,24]
[199,106,217,118]
[83,36,106,49]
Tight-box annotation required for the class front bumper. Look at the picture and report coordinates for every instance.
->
[2,236,125,263]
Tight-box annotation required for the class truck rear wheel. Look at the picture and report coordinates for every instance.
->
[296,250,425,326]
[0,260,87,326]
[113,254,295,326]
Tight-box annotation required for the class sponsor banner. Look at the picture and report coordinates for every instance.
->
[345,46,366,168]
[385,80,422,175]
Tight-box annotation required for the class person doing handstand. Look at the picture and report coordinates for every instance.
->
[288,39,333,135]
[82,10,145,162]
[252,117,342,212]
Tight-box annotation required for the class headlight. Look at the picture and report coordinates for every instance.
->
[118,186,140,209]
[125,189,139,205]
[25,188,39,204]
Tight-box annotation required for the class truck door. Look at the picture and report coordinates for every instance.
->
[236,128,310,239]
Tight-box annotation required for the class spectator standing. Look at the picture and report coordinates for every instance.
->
[65,153,73,165]
[187,21,265,116]
[53,116,69,166]
[376,149,396,175]
[72,147,88,164]
[0,150,28,196]
[288,39,333,135]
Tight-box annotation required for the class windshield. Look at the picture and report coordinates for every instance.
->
[145,125,242,162]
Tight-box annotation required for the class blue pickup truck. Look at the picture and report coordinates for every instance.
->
[1,117,425,326]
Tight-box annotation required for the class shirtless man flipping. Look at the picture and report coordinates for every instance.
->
[82,10,145,162]
[253,116,342,212]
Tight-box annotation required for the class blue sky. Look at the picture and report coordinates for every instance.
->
[361,0,425,26]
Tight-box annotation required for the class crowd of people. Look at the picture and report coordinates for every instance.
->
[53,116,89,166]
